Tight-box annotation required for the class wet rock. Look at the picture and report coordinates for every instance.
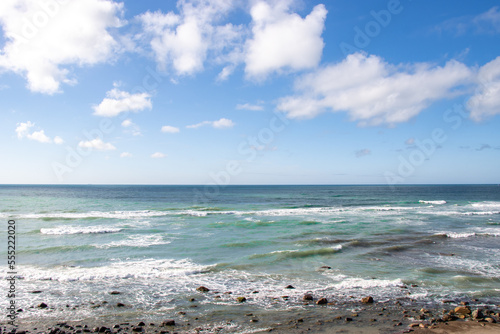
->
[38,302,48,309]
[454,306,471,315]
[285,285,295,289]
[161,320,175,326]
[316,298,328,305]
[303,294,313,301]
[361,296,374,304]
[237,297,247,303]
[196,286,210,292]
[442,314,457,322]
[472,309,484,319]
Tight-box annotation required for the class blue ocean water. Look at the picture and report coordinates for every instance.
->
[0,185,499,325]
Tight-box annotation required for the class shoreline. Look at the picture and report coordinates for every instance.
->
[3,295,499,333]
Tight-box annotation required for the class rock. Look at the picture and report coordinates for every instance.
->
[420,308,430,314]
[137,322,145,327]
[237,297,247,303]
[196,286,210,292]
[98,327,108,333]
[303,294,313,301]
[442,314,457,322]
[345,317,353,322]
[409,323,420,328]
[472,309,484,319]
[252,290,259,294]
[316,298,328,305]
[112,325,120,329]
[361,296,374,304]
[320,266,331,269]
[109,291,120,295]
[117,303,125,307]
[454,306,471,315]
[485,317,496,323]
[132,327,143,332]
[460,301,469,305]
[189,298,196,302]
[285,285,295,289]
[38,302,48,309]
[161,320,175,326]
[442,300,454,303]
[31,290,43,294]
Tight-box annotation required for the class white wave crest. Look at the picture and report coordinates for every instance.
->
[40,225,123,235]
[419,200,447,205]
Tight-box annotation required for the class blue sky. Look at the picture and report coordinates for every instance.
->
[0,0,499,185]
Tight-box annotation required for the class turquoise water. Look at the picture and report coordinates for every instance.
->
[1,185,499,323]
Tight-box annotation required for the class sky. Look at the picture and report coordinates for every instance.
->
[0,0,499,185]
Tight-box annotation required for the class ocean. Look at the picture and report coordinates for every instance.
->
[1,185,499,330]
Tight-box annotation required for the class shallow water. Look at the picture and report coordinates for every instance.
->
[0,185,499,325]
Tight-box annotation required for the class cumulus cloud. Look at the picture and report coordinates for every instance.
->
[15,121,63,144]
[245,0,327,79]
[121,119,133,127]
[120,152,132,158]
[0,0,125,94]
[187,118,234,129]
[467,56,500,121]
[278,53,473,126]
[151,152,166,158]
[93,88,152,117]
[138,0,242,75]
[161,125,180,133]
[236,103,264,111]
[78,138,116,151]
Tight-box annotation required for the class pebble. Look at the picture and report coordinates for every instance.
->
[237,297,247,303]
[316,298,328,305]
[196,286,210,292]
[285,285,295,289]
[303,294,313,301]
[361,296,374,304]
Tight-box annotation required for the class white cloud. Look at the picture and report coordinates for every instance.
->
[78,138,116,151]
[121,119,133,127]
[187,118,234,129]
[15,121,34,139]
[245,1,327,79]
[120,152,132,158]
[93,88,152,117]
[468,56,500,121]
[138,0,242,75]
[213,118,234,128]
[236,103,264,111]
[0,0,125,94]
[161,125,180,133]
[54,136,64,145]
[278,53,473,126]
[15,121,62,144]
[151,152,166,158]
[27,130,52,143]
